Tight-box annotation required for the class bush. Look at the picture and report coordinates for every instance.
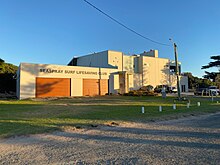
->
[124,88,158,96]
[139,85,154,92]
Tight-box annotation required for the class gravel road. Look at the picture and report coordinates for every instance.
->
[0,113,220,165]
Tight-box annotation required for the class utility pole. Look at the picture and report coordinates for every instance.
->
[169,38,181,100]
[98,67,101,96]
[173,42,181,100]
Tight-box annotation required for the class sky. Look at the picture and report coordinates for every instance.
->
[0,0,220,77]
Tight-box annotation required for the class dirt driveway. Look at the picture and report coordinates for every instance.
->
[1,113,220,164]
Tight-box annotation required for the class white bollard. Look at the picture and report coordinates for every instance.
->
[212,96,214,102]
[173,104,176,110]
[187,103,190,108]
[197,102,200,106]
[159,106,162,112]
[141,107,145,113]
[217,101,219,104]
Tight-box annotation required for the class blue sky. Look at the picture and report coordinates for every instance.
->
[0,0,219,77]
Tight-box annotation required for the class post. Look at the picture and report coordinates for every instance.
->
[187,103,190,108]
[173,43,181,100]
[159,106,162,112]
[98,67,101,95]
[141,107,145,113]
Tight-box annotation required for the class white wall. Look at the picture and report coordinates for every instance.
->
[180,76,189,92]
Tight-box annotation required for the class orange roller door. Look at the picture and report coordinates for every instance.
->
[100,79,108,95]
[83,79,108,96]
[83,79,99,96]
[36,78,70,98]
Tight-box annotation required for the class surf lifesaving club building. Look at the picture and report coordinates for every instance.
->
[16,50,188,99]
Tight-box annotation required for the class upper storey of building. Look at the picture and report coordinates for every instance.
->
[68,50,182,74]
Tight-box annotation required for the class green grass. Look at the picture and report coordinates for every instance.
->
[0,96,219,138]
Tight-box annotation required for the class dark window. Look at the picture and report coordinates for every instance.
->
[181,85,186,92]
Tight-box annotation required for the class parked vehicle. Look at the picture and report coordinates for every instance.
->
[208,86,220,96]
[168,86,177,93]
[154,85,169,93]
[194,88,209,96]
[154,85,177,93]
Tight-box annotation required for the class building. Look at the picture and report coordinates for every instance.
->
[68,50,188,93]
[16,50,188,99]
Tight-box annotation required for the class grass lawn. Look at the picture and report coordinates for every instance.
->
[0,95,219,138]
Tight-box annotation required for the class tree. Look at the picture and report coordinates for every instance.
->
[0,59,18,93]
[0,58,5,63]
[182,72,216,89]
[203,71,218,80]
[202,55,220,82]
[215,74,220,87]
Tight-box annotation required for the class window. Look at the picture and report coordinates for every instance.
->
[181,85,186,92]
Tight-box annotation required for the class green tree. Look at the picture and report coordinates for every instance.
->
[183,72,216,89]
[201,55,220,82]
[0,58,4,63]
[0,59,18,93]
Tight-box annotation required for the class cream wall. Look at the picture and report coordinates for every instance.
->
[19,63,117,99]
[109,74,120,94]
[133,73,143,90]
[108,50,123,71]
[169,74,178,87]
[18,50,189,98]
[114,74,119,90]
[128,74,134,90]
[123,55,134,73]
[140,50,159,58]
[71,49,188,93]
[141,56,170,87]
[71,78,82,96]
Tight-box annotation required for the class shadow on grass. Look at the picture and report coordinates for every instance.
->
[0,120,59,138]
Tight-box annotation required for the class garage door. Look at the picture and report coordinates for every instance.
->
[36,78,70,98]
[83,79,108,96]
[100,79,108,95]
